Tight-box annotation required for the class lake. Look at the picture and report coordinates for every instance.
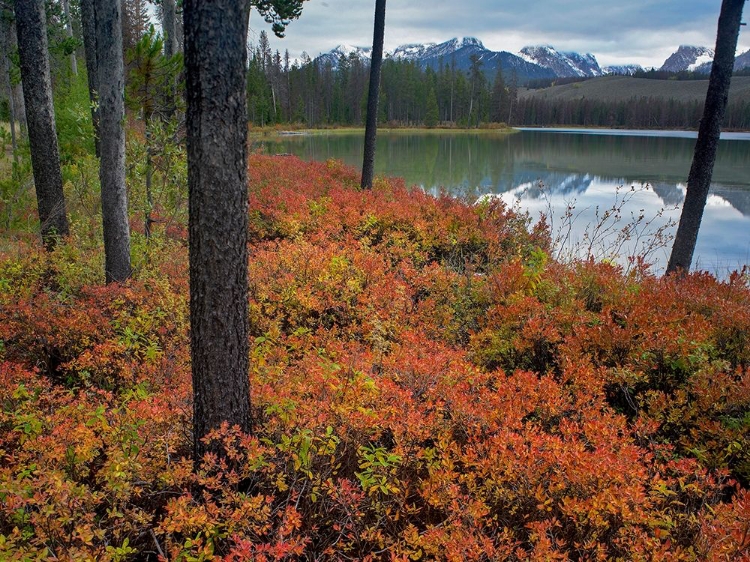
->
[255,128,750,277]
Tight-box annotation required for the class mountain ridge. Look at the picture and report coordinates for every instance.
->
[312,38,750,83]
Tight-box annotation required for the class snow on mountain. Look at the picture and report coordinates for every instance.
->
[418,37,488,62]
[602,64,644,76]
[316,44,372,68]
[390,42,436,61]
[411,37,558,83]
[688,53,714,72]
[735,49,750,71]
[313,38,694,83]
[518,45,603,77]
[689,47,750,74]
[659,45,714,73]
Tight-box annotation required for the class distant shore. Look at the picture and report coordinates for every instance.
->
[248,125,518,138]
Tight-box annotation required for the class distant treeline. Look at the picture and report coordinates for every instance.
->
[246,32,750,130]
[631,67,750,81]
[247,32,515,129]
[515,97,750,129]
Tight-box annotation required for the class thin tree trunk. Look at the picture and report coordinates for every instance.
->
[97,0,131,283]
[145,128,154,239]
[666,0,745,275]
[62,0,78,75]
[9,22,26,134]
[15,0,69,249]
[0,10,17,163]
[162,0,178,58]
[361,0,386,189]
[161,0,178,119]
[185,0,253,463]
[80,0,100,156]
[7,78,17,163]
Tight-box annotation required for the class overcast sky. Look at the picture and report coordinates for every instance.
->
[247,0,750,69]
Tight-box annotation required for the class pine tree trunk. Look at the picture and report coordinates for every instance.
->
[62,0,78,75]
[162,0,178,58]
[162,0,178,118]
[0,10,17,161]
[184,0,253,462]
[97,0,131,283]
[666,0,745,275]
[15,0,69,249]
[361,0,386,189]
[80,0,100,156]
[7,77,17,161]
[9,24,26,134]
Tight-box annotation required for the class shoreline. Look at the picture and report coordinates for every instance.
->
[248,124,750,138]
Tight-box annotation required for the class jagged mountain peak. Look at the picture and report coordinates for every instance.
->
[330,44,372,57]
[390,42,436,60]
[518,45,602,77]
[660,45,714,73]
[520,45,556,56]
[602,64,644,76]
[735,49,750,71]
[314,38,632,82]
[458,37,485,49]
[316,44,372,69]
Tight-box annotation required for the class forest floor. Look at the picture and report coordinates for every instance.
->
[0,154,749,560]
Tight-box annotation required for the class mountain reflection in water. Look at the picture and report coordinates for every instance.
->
[256,129,750,276]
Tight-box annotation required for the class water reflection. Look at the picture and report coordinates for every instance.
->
[255,130,750,276]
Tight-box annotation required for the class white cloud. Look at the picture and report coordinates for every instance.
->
[248,0,745,68]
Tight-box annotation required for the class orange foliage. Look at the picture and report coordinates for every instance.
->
[0,155,748,560]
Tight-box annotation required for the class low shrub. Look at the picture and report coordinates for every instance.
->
[0,155,748,559]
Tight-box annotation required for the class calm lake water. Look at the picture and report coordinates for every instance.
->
[255,129,750,277]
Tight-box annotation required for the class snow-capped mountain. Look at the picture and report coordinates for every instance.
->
[602,64,644,76]
[390,42,436,61]
[518,45,603,77]
[735,49,750,71]
[316,44,372,69]
[315,37,608,83]
[316,38,750,83]
[406,37,558,82]
[655,45,750,75]
[659,45,714,73]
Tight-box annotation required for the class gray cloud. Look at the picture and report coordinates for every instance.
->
[249,0,749,68]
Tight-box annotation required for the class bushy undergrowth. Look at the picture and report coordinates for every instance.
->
[0,155,749,560]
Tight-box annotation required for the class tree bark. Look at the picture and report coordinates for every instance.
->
[0,9,17,160]
[79,0,100,156]
[161,0,178,118]
[97,0,131,283]
[184,0,253,462]
[162,0,178,58]
[666,0,745,275]
[15,0,69,249]
[61,0,78,75]
[361,0,386,189]
[9,23,26,133]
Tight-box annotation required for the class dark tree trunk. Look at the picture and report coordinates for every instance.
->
[97,0,131,283]
[361,0,386,189]
[15,0,69,249]
[80,0,100,157]
[184,0,253,462]
[666,0,745,275]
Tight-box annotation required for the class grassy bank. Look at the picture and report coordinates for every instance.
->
[249,124,517,138]
[0,155,749,560]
